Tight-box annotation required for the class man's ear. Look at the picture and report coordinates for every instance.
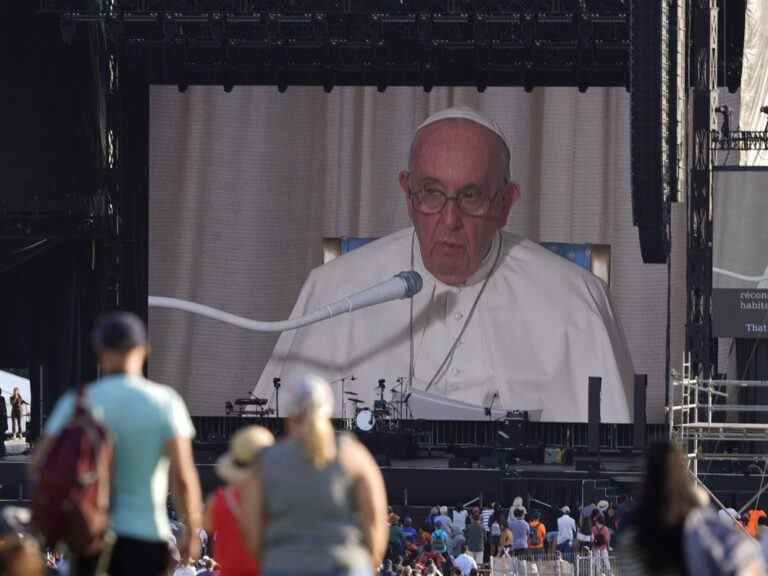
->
[399,170,414,221]
[495,181,519,227]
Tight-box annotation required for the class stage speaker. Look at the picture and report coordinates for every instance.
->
[630,0,675,263]
[633,374,648,450]
[588,377,601,455]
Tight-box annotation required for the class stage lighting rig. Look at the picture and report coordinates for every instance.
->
[711,106,768,152]
[39,0,633,91]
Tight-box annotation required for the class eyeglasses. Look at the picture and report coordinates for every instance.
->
[409,183,498,217]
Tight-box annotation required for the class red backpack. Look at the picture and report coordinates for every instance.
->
[31,388,113,556]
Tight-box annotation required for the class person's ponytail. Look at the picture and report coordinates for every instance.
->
[296,410,336,470]
[287,375,338,469]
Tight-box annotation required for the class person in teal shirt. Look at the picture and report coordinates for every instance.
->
[32,312,203,576]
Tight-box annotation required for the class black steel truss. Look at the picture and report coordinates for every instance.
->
[688,0,716,381]
[36,0,746,92]
[40,1,634,90]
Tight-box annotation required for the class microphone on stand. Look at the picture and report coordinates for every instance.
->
[485,391,499,417]
[148,271,423,333]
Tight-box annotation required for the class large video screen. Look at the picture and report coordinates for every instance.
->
[147,85,679,422]
[713,168,768,338]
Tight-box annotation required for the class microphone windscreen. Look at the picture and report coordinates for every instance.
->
[396,271,423,298]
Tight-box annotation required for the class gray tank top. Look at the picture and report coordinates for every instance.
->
[259,434,371,574]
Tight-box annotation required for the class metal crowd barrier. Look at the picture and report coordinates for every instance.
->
[489,551,619,576]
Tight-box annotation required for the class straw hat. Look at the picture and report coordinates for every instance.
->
[597,500,610,512]
[215,425,275,484]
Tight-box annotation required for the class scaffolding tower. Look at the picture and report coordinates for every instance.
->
[670,359,768,509]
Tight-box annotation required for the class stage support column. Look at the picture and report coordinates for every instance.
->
[588,377,601,455]
[633,374,648,450]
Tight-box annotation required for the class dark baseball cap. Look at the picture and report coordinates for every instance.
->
[91,311,147,352]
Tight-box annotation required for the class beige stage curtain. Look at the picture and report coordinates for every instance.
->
[740,0,768,166]
[148,86,687,421]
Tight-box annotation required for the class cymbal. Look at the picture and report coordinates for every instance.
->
[348,398,364,404]
[344,391,359,396]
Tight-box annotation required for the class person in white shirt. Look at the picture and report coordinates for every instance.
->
[556,506,577,559]
[452,505,468,536]
[254,106,634,422]
[452,544,478,576]
[507,496,528,530]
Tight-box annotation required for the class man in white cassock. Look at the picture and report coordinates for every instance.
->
[253,106,634,422]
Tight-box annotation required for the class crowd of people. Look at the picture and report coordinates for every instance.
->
[376,495,625,576]
[15,496,616,576]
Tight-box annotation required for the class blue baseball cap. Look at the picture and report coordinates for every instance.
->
[91,311,147,351]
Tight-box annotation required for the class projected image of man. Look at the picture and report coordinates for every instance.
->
[254,106,634,422]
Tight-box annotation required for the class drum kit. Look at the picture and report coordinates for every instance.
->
[341,377,411,433]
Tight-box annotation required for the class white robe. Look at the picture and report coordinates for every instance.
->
[254,228,634,422]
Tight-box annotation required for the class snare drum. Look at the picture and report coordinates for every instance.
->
[355,408,375,432]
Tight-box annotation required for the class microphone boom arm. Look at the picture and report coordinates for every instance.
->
[148,271,422,333]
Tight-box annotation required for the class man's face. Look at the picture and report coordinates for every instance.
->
[399,119,519,285]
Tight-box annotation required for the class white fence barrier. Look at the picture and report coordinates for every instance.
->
[488,550,618,576]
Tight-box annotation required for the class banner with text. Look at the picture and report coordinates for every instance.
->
[713,168,768,338]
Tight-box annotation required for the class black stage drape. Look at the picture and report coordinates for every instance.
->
[0,241,99,440]
[0,3,147,440]
[0,4,103,213]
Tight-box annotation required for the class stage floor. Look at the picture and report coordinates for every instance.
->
[3,439,29,457]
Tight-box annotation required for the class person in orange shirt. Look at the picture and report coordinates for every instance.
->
[528,510,547,559]
[746,508,767,538]
[417,526,433,547]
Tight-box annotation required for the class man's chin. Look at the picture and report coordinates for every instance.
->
[424,261,473,286]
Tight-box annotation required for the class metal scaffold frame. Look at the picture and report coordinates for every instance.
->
[671,359,768,480]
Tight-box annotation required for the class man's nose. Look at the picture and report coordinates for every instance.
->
[440,197,463,229]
